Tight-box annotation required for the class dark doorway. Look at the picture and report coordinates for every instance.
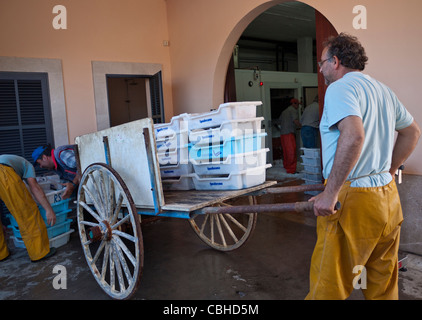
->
[107,77,148,127]
[106,72,164,127]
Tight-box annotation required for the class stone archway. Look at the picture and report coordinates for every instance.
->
[213,1,337,112]
[212,1,284,108]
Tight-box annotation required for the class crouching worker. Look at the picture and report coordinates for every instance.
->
[0,155,56,262]
[32,144,80,200]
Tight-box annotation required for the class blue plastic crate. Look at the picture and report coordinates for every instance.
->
[13,218,72,240]
[11,236,26,248]
[48,209,71,226]
[8,207,71,229]
[39,198,71,216]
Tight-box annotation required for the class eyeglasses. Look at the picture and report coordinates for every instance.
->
[318,56,333,68]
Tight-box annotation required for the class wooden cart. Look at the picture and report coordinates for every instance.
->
[75,118,321,299]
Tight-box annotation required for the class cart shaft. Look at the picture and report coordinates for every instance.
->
[199,201,315,215]
[196,184,325,215]
[198,200,340,215]
[262,184,325,194]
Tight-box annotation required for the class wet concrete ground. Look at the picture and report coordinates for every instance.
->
[1,173,422,301]
[1,208,316,300]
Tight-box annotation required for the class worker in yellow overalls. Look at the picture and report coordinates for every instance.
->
[307,33,421,299]
[0,155,57,262]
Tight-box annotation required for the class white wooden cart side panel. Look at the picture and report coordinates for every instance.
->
[75,118,164,209]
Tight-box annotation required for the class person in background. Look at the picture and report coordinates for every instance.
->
[0,154,56,262]
[278,98,301,174]
[32,144,80,199]
[306,33,421,300]
[300,95,320,148]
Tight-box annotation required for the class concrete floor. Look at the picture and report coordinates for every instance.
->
[1,170,422,300]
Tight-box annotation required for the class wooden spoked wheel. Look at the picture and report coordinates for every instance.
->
[77,163,143,300]
[189,196,257,251]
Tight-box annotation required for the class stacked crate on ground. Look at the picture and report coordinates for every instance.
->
[300,148,323,196]
[155,101,271,190]
[9,199,74,249]
[10,174,74,249]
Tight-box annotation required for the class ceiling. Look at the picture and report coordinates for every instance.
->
[240,2,316,43]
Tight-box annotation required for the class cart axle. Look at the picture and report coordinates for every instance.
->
[87,220,113,242]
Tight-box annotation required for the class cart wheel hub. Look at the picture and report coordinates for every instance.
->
[88,221,112,242]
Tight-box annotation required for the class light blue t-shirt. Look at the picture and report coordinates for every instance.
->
[0,154,36,179]
[320,72,414,187]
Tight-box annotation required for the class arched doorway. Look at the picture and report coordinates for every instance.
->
[218,1,337,167]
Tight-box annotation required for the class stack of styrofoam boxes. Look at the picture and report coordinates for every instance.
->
[155,113,195,190]
[9,174,74,249]
[300,148,323,196]
[155,101,271,190]
[187,101,270,190]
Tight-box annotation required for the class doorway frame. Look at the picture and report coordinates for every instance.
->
[262,81,301,163]
[106,75,150,127]
[92,61,162,130]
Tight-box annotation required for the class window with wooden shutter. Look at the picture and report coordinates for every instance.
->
[0,72,54,223]
[0,72,53,162]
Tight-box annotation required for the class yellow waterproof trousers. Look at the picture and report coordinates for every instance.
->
[0,165,49,261]
[306,180,403,300]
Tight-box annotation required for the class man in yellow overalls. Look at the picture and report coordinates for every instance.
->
[0,154,57,262]
[306,33,421,299]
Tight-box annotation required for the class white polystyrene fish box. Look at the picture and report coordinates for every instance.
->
[190,164,271,190]
[156,130,189,154]
[303,171,323,182]
[189,117,264,146]
[154,113,189,139]
[37,180,51,192]
[12,229,74,249]
[160,162,193,178]
[36,173,61,185]
[188,133,267,163]
[302,164,321,174]
[161,175,195,190]
[156,135,177,153]
[300,155,321,167]
[187,101,262,131]
[42,189,67,204]
[157,145,189,166]
[301,147,321,158]
[190,148,269,176]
